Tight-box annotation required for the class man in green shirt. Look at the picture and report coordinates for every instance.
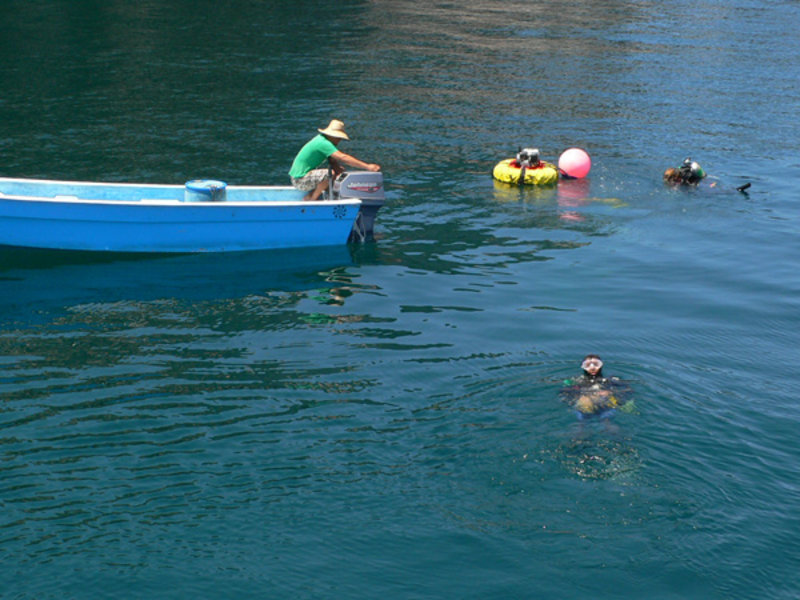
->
[289,119,381,201]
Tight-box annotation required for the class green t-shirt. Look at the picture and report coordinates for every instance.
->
[288,135,338,178]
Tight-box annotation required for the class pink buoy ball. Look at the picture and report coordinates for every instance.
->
[558,148,592,179]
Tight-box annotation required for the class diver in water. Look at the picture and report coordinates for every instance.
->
[664,157,752,192]
[561,354,633,421]
[663,157,707,186]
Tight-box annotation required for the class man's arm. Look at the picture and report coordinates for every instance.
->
[330,150,380,172]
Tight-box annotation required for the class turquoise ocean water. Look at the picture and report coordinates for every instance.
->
[1,1,799,598]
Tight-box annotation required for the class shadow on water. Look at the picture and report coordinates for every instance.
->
[0,244,358,325]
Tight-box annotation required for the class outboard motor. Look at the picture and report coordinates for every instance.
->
[334,172,385,242]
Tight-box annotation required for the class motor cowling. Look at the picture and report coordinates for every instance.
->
[335,172,386,243]
[334,171,385,201]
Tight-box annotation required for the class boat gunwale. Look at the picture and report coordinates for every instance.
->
[0,193,363,208]
[0,176,299,191]
[0,177,362,208]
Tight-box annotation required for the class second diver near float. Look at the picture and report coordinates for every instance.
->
[663,157,707,186]
[664,157,752,192]
[560,354,634,421]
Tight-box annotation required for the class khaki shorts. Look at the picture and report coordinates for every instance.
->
[290,169,328,192]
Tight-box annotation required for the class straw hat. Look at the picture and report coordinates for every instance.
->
[318,119,350,140]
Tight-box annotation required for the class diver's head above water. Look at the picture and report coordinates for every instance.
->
[581,354,604,378]
[663,157,706,186]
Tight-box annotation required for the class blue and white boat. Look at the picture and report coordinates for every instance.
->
[0,172,385,253]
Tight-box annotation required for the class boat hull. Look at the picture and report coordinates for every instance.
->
[0,177,365,252]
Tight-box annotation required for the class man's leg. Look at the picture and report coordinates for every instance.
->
[304,177,329,201]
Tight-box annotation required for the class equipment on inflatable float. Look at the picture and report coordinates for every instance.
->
[493,147,591,186]
[493,148,559,186]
